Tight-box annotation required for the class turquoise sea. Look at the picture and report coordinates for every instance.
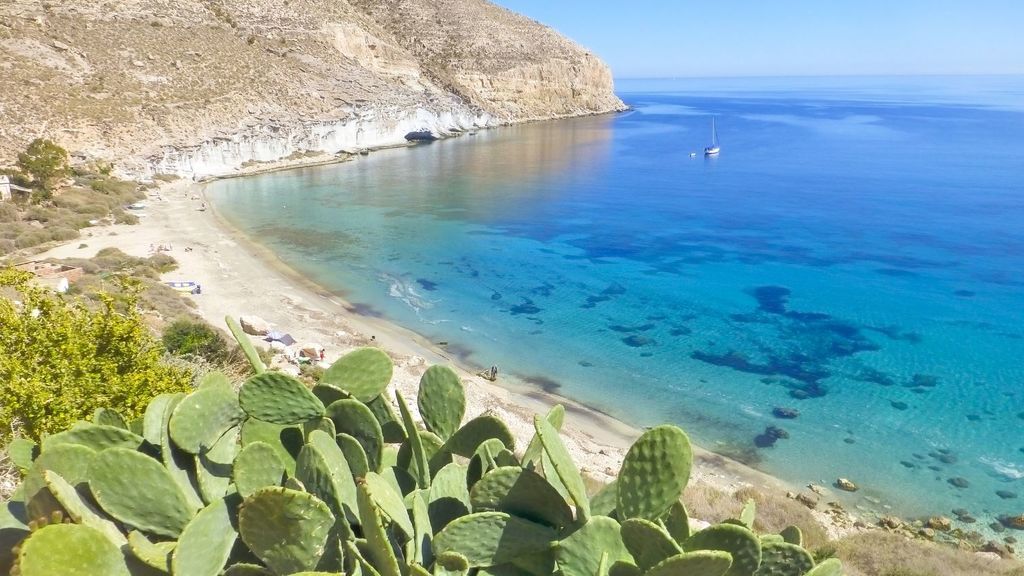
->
[208,76,1024,529]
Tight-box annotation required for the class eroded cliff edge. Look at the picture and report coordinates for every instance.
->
[0,0,625,177]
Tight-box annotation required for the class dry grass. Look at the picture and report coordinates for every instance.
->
[831,531,1024,576]
[0,451,18,502]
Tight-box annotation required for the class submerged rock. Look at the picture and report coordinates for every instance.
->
[835,478,858,492]
[772,406,800,419]
[999,514,1024,530]
[927,516,952,531]
[997,490,1018,500]
[948,477,971,489]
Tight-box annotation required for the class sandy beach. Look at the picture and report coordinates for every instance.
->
[34,168,858,538]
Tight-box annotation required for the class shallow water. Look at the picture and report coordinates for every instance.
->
[208,76,1024,527]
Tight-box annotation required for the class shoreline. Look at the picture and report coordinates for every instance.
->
[34,159,863,540]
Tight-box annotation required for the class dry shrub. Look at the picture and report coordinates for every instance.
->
[734,487,830,550]
[834,531,1024,576]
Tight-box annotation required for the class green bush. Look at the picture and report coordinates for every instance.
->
[0,269,193,442]
[16,138,69,192]
[162,318,229,363]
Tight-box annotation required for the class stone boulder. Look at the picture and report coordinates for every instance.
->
[835,478,858,492]
[926,516,952,531]
[239,315,270,336]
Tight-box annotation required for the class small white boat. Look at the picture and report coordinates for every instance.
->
[704,117,721,156]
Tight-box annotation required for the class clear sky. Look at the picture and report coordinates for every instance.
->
[493,0,1024,78]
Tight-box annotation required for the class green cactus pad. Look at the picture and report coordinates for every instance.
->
[739,499,757,530]
[196,426,240,504]
[427,463,471,532]
[336,432,371,476]
[142,392,183,447]
[590,480,618,518]
[226,315,266,374]
[365,471,414,537]
[803,558,843,576]
[304,417,338,440]
[321,347,393,402]
[168,384,246,454]
[156,394,206,512]
[396,390,431,488]
[533,414,590,521]
[311,383,350,407]
[172,497,238,576]
[91,408,127,429]
[356,480,403,576]
[663,501,690,544]
[326,399,384,472]
[88,448,196,537]
[441,415,515,458]
[23,444,98,521]
[240,418,303,476]
[620,518,682,571]
[417,365,465,440]
[239,371,326,425]
[522,405,565,468]
[469,466,574,529]
[127,531,175,572]
[42,471,125,546]
[40,422,144,453]
[222,564,274,576]
[684,523,761,576]
[752,542,814,576]
[238,487,335,574]
[295,430,358,525]
[233,441,286,498]
[7,437,36,470]
[555,515,633,576]
[407,490,432,566]
[16,523,130,576]
[398,430,446,478]
[617,425,692,521]
[778,526,802,546]
[433,511,557,567]
[645,551,733,576]
[366,395,406,443]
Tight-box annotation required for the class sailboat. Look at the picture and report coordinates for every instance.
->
[704,117,720,156]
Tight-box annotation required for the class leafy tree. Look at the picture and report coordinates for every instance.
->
[16,138,70,194]
[0,268,193,441]
[162,318,229,363]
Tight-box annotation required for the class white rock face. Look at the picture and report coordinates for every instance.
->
[145,106,494,179]
[239,315,271,336]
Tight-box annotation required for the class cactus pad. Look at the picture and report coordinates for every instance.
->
[417,365,465,440]
[295,430,357,524]
[590,480,618,519]
[91,408,127,429]
[40,422,144,453]
[16,523,130,576]
[752,542,813,576]
[321,347,393,402]
[225,315,266,374]
[233,441,286,498]
[620,518,682,571]
[645,551,733,576]
[238,487,334,574]
[533,414,590,521]
[803,558,843,576]
[240,418,303,476]
[616,425,692,521]
[396,390,431,488]
[442,415,515,458]
[779,526,802,546]
[42,471,125,546]
[433,511,557,567]
[522,405,565,468]
[326,399,384,472]
[367,395,407,443]
[7,437,36,471]
[469,466,573,529]
[664,501,690,544]
[365,471,414,537]
[88,448,195,537]
[684,524,762,576]
[555,515,633,576]
[336,432,371,476]
[356,480,403,576]
[172,497,238,576]
[127,531,175,572]
[168,384,246,454]
[196,426,239,504]
[239,371,326,424]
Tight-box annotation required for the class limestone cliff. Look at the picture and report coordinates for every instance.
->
[0,0,625,177]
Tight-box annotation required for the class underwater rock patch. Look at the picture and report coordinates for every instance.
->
[948,477,970,489]
[416,278,438,291]
[772,407,800,419]
[608,323,656,333]
[754,425,790,448]
[890,401,909,411]
[622,335,655,348]
[997,491,1018,500]
[509,299,542,315]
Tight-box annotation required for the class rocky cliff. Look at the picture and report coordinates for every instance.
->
[0,0,624,178]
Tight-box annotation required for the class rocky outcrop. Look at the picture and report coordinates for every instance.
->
[0,0,624,178]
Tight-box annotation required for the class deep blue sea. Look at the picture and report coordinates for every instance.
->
[208,76,1024,528]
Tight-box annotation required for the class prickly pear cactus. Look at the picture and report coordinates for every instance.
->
[233,441,286,498]
[555,515,633,576]
[469,466,574,529]
[440,415,515,458]
[238,487,335,575]
[15,523,130,576]
[620,518,682,571]
[87,448,196,537]
[326,398,384,472]
[616,425,692,521]
[803,558,843,576]
[225,315,266,374]
[40,422,144,453]
[684,524,762,576]
[239,371,326,424]
[534,413,590,521]
[321,347,393,402]
[417,365,466,440]
[168,383,246,454]
[433,511,557,568]
[172,497,238,576]
[752,542,814,576]
[645,551,733,576]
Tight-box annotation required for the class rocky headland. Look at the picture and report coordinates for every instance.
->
[0,0,625,177]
